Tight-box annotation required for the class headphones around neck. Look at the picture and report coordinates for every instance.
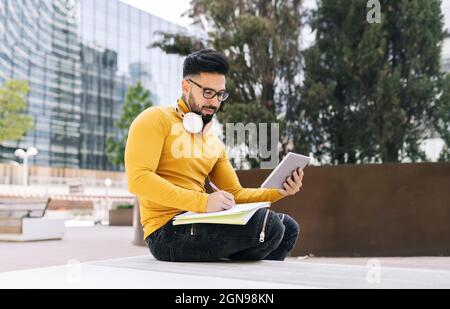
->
[173,99,212,134]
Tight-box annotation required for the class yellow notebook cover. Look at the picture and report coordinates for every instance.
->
[173,202,270,225]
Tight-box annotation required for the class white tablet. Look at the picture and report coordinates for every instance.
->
[260,152,311,189]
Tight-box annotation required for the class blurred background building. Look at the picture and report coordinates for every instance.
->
[0,0,449,174]
[0,0,186,171]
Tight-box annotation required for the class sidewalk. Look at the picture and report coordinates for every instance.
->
[1,254,450,289]
[0,226,148,272]
[1,225,450,288]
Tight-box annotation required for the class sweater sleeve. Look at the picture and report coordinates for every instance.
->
[125,107,208,213]
[208,146,284,204]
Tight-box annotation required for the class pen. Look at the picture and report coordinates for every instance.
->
[209,180,235,208]
[209,180,220,192]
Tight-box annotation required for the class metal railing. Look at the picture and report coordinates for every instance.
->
[27,175,128,188]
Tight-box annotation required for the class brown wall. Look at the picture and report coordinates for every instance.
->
[237,163,450,257]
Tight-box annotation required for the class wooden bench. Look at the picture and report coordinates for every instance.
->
[0,197,65,241]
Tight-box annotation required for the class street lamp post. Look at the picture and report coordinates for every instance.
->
[14,147,38,186]
[104,178,112,225]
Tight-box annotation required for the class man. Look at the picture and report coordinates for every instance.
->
[125,49,304,262]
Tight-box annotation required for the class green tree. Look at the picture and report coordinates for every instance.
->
[153,0,306,167]
[0,80,34,143]
[299,0,450,164]
[435,74,450,161]
[106,82,154,168]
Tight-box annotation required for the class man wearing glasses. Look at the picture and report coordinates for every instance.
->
[125,49,303,262]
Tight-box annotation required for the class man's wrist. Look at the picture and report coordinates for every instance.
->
[199,193,209,213]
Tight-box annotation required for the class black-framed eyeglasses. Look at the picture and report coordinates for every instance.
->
[188,79,229,102]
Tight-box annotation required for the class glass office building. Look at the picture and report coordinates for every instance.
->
[0,0,186,171]
[0,0,82,168]
[77,0,186,170]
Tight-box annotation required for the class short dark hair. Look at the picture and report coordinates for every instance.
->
[183,49,229,78]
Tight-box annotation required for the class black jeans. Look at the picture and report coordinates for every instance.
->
[145,208,300,262]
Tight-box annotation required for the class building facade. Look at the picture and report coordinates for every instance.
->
[0,0,82,168]
[77,0,186,171]
[0,0,186,171]
[79,44,125,170]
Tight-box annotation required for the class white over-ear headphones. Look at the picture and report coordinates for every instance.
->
[173,99,212,134]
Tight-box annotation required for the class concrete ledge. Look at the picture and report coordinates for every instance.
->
[1,255,449,288]
[0,218,65,242]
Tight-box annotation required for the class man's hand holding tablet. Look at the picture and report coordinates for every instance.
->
[261,152,311,197]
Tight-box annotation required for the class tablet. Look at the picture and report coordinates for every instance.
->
[260,152,311,189]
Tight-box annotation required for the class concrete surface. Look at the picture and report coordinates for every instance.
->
[1,225,449,288]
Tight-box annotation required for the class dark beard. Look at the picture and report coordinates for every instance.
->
[190,109,213,126]
[186,93,215,126]
[201,114,214,126]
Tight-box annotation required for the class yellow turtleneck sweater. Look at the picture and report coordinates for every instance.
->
[125,99,284,240]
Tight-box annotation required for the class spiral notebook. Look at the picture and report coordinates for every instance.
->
[172,202,270,225]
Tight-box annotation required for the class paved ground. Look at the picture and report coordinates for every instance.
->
[0,226,148,272]
[293,256,450,270]
[1,226,449,288]
[1,255,449,289]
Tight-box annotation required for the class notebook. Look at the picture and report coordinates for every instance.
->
[172,202,270,225]
[260,152,311,189]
